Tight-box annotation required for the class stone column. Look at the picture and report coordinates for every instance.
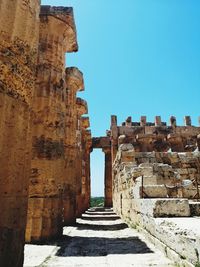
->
[140,116,147,127]
[26,6,78,243]
[155,116,162,126]
[63,67,84,225]
[75,98,88,217]
[110,115,119,163]
[103,148,113,207]
[184,116,192,126]
[170,116,177,127]
[80,119,92,212]
[0,1,40,266]
[85,131,92,209]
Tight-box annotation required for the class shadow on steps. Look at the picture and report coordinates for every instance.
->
[81,215,120,221]
[75,222,128,231]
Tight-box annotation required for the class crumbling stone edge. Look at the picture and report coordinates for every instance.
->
[125,218,195,267]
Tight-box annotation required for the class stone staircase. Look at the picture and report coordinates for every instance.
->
[24,207,176,267]
[82,207,121,221]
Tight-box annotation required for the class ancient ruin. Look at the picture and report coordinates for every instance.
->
[0,2,91,266]
[0,1,200,267]
[110,115,200,265]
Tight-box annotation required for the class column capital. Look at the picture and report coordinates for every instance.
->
[65,67,84,92]
[81,117,90,129]
[40,5,78,52]
[76,98,88,116]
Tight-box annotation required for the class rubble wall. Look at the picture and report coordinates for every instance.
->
[112,144,200,265]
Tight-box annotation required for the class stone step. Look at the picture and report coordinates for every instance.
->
[88,207,113,212]
[85,211,116,215]
[81,213,120,221]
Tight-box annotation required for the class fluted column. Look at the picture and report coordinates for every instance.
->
[0,1,40,266]
[26,6,78,243]
[75,98,88,217]
[64,67,84,224]
[80,119,92,212]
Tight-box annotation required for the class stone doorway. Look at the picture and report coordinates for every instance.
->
[92,137,112,207]
[90,150,105,203]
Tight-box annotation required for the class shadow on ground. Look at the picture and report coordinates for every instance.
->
[56,235,153,257]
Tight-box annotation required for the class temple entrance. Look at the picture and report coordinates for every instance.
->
[91,137,113,207]
[90,150,105,204]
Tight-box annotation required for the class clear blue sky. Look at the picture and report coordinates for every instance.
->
[42,0,200,196]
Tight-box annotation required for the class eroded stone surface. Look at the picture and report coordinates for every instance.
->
[26,5,78,243]
[0,1,40,266]
[25,6,92,243]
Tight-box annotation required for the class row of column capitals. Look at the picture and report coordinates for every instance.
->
[116,115,199,127]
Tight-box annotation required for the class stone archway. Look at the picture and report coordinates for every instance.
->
[92,137,113,207]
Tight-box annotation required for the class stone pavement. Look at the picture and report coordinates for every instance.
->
[24,208,175,267]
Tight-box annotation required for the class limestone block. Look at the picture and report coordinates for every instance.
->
[154,218,200,265]
[121,150,135,162]
[119,143,134,151]
[131,199,190,218]
[131,178,141,199]
[143,175,159,185]
[29,159,65,197]
[182,186,198,199]
[143,185,168,198]
[139,165,153,176]
[153,163,172,172]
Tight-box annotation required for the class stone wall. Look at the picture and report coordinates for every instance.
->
[111,115,200,218]
[110,115,200,162]
[111,116,200,265]
[113,146,200,214]
[0,1,40,266]
[112,145,200,265]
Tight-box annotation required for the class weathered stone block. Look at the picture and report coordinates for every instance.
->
[143,185,168,198]
[132,199,190,217]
